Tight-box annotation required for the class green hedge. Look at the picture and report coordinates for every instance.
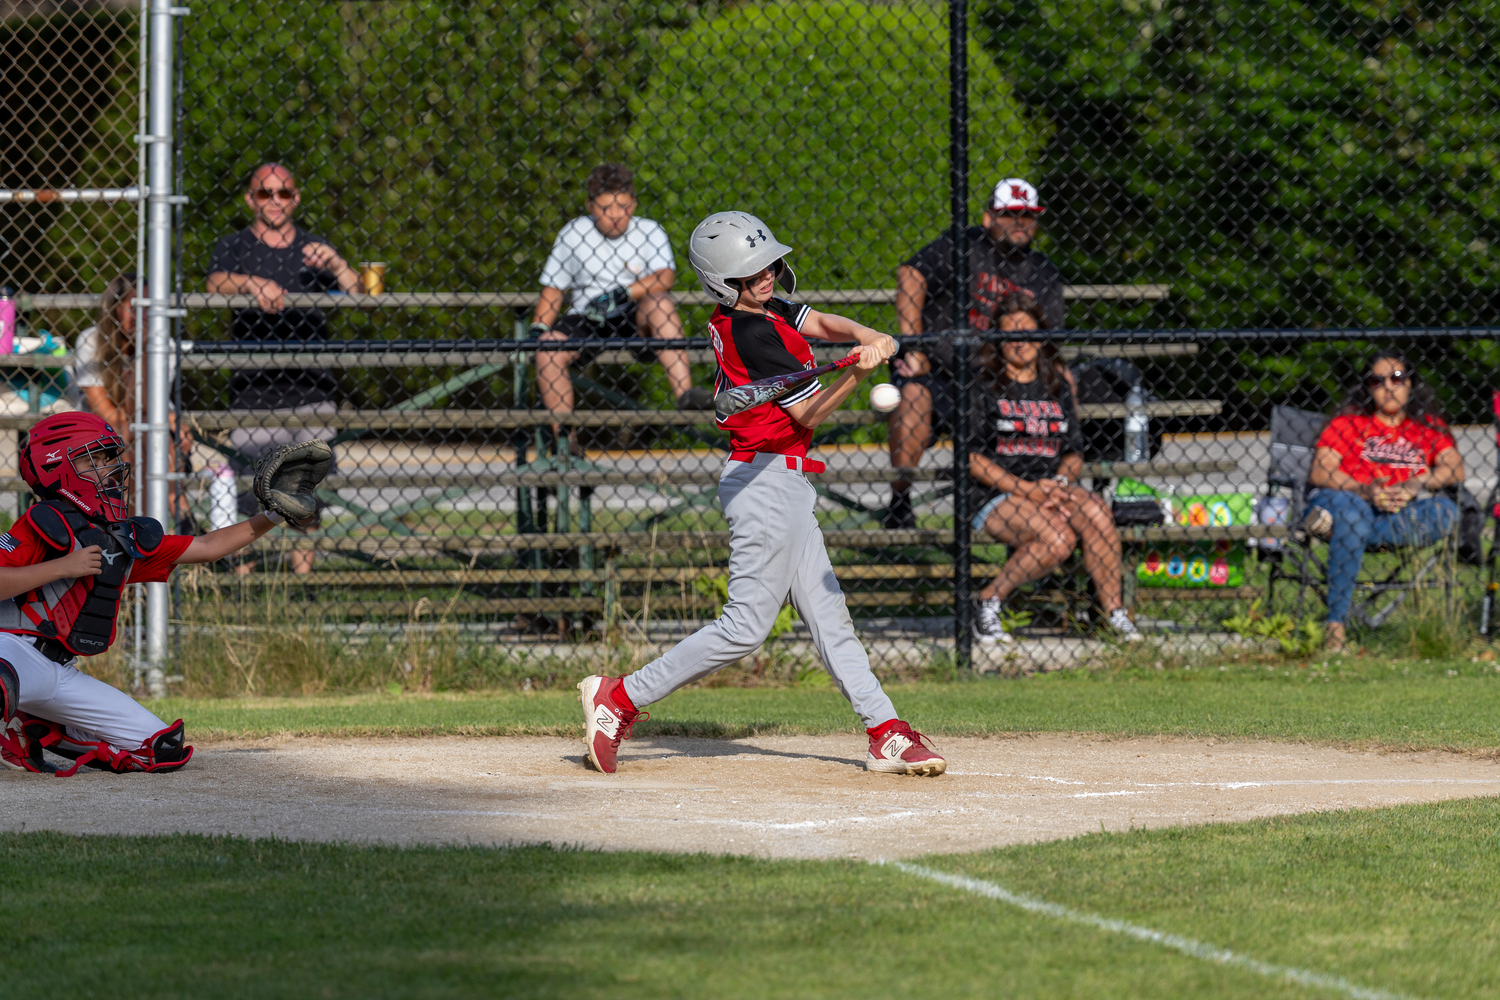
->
[180,0,695,298]
[629,1,1042,290]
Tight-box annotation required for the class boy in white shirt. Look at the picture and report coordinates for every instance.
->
[531,164,709,413]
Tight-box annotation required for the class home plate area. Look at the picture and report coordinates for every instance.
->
[5,734,1499,858]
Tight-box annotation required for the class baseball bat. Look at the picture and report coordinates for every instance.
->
[714,353,863,421]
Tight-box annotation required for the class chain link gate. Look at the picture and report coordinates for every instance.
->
[5,0,1498,696]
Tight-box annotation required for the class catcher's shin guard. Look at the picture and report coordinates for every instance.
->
[0,660,58,772]
[2,718,192,776]
[0,713,62,773]
[0,658,17,726]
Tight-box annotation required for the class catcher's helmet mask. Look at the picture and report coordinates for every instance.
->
[21,413,133,523]
[688,211,797,308]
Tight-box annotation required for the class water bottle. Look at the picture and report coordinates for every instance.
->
[0,287,14,355]
[1124,384,1149,463]
[209,463,238,531]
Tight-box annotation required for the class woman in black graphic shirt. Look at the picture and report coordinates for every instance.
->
[967,294,1140,644]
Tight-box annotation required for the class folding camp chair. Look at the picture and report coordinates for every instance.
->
[1264,404,1456,629]
[1480,391,1500,641]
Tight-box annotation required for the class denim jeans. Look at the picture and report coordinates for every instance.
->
[1306,488,1457,624]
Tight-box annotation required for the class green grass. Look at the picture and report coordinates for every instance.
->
[159,656,1500,750]
[6,797,1498,998]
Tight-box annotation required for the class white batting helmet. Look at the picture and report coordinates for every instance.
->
[687,211,797,308]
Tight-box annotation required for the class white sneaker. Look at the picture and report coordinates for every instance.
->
[1109,608,1144,642]
[974,597,1014,645]
[1301,506,1333,541]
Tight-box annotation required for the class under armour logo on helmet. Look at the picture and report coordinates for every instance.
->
[746,229,767,247]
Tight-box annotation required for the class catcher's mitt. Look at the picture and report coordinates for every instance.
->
[253,439,333,528]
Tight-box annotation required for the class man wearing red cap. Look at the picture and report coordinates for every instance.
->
[885,178,1066,528]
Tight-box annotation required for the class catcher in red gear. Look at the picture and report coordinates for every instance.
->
[0,413,330,775]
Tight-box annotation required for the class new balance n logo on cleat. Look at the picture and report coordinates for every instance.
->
[866,720,946,776]
[594,709,620,739]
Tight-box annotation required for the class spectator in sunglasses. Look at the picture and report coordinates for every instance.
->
[205,162,355,572]
[207,163,359,315]
[1304,349,1464,652]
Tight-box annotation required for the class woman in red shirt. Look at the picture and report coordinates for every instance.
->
[1305,350,1464,651]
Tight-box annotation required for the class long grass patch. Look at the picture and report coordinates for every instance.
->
[158,655,1500,750]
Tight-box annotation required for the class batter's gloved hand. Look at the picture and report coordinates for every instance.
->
[253,439,333,531]
[581,285,633,324]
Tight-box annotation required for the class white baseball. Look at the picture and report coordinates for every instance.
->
[869,382,901,414]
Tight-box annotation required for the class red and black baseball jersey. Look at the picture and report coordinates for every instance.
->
[709,297,817,456]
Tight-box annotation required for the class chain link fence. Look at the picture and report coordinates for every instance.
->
[1,0,144,671]
[5,0,1499,693]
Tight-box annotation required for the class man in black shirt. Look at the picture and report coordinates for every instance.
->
[885,177,1065,528]
[206,163,358,572]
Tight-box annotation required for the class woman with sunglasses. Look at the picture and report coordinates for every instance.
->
[967,292,1141,644]
[1305,349,1464,651]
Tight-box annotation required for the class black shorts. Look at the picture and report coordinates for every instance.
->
[552,310,660,365]
[891,372,955,445]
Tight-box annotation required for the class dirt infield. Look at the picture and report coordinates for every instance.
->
[5,735,1499,858]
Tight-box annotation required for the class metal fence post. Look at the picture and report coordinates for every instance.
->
[143,0,185,693]
[949,0,972,669]
[132,0,150,682]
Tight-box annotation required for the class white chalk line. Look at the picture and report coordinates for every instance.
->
[886,862,1425,1000]
[167,797,931,834]
[951,771,1500,791]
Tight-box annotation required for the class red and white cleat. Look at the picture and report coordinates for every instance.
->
[866,720,946,776]
[578,675,647,774]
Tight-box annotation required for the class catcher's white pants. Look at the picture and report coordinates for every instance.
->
[622,454,899,729]
[0,632,170,749]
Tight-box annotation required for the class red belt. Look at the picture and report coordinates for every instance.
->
[728,450,825,474]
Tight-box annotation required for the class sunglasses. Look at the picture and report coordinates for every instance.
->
[1366,371,1411,388]
[252,187,297,202]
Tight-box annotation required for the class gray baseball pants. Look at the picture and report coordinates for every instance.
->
[622,453,899,729]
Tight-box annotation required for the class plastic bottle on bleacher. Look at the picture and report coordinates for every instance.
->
[208,464,237,532]
[0,287,13,355]
[1124,384,1149,463]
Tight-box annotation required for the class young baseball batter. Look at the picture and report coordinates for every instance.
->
[579,211,946,777]
[0,412,328,775]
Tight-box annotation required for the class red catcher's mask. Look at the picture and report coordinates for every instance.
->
[21,412,132,523]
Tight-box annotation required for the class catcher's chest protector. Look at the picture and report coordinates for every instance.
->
[0,502,164,656]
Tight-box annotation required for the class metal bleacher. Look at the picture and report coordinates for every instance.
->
[7,282,1268,635]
